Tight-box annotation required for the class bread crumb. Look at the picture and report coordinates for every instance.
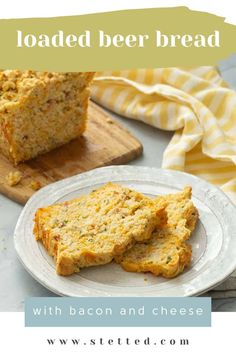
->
[29,180,42,191]
[106,118,113,124]
[5,171,22,186]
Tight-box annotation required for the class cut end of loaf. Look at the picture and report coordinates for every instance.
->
[0,70,95,164]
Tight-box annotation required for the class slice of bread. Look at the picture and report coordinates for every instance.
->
[115,225,192,278]
[115,187,198,278]
[156,187,198,239]
[34,183,166,275]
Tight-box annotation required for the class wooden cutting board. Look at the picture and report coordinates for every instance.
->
[0,101,142,205]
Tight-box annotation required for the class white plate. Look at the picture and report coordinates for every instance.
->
[14,166,236,297]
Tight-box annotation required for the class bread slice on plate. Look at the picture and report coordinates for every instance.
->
[156,186,198,239]
[34,183,166,275]
[115,224,192,278]
[115,187,198,278]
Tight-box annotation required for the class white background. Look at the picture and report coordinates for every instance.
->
[0,0,235,24]
[1,1,236,353]
[0,312,235,354]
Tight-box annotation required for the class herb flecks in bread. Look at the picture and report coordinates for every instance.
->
[115,187,198,278]
[34,183,166,275]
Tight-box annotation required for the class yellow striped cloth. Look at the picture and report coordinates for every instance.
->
[91,67,236,203]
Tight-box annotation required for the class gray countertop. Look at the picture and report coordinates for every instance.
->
[1,61,236,312]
